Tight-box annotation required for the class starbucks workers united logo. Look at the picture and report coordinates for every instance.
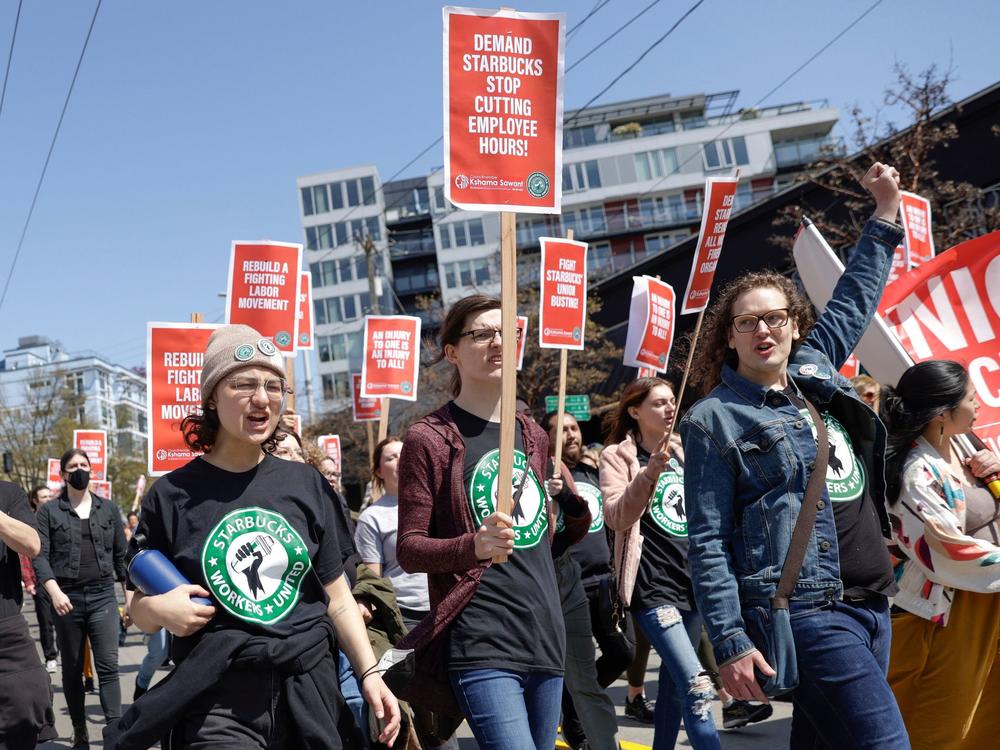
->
[649,469,687,537]
[202,507,312,625]
[576,482,605,533]
[800,409,865,502]
[469,449,547,548]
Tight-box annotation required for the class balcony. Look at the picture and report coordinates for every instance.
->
[388,235,437,260]
[774,135,845,169]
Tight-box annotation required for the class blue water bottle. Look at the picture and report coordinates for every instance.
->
[129,548,213,607]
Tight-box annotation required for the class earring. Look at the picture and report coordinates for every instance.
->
[938,422,946,450]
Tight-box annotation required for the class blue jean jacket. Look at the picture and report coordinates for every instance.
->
[679,217,904,666]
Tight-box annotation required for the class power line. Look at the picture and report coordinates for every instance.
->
[0,0,23,123]
[567,0,665,74]
[567,0,614,39]
[0,0,102,315]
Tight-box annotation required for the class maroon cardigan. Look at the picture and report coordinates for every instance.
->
[395,403,588,717]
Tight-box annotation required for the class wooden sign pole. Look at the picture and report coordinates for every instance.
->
[494,210,518,563]
[377,397,390,443]
[366,421,375,466]
[551,228,574,473]
[285,356,296,413]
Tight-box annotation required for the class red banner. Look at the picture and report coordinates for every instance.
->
[46,458,62,491]
[840,353,861,379]
[226,241,302,353]
[516,315,528,371]
[146,322,219,475]
[317,435,342,474]
[538,237,587,349]
[682,177,738,314]
[297,272,314,350]
[73,430,107,481]
[352,373,381,422]
[443,6,565,214]
[636,366,657,379]
[89,480,112,500]
[624,277,676,372]
[879,231,1000,450]
[900,191,935,268]
[360,316,422,402]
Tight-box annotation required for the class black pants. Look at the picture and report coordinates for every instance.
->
[0,614,51,749]
[53,580,121,727]
[33,589,58,662]
[400,610,459,750]
[560,574,636,746]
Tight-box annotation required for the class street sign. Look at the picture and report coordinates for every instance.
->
[545,394,590,421]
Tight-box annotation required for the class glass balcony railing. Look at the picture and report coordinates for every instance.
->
[774,136,845,168]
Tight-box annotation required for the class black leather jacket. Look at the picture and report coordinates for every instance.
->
[33,490,127,585]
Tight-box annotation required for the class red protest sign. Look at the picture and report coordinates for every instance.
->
[516,315,528,371]
[900,191,935,268]
[682,177,738,315]
[538,237,587,349]
[285,414,302,436]
[317,435,342,474]
[226,241,302,353]
[146,322,219,476]
[879,231,1000,450]
[443,6,565,214]
[73,430,107,481]
[636,367,657,379]
[46,459,62,490]
[297,272,314,350]
[886,245,909,286]
[840,353,861,379]
[89,480,112,500]
[361,316,421,402]
[624,277,676,372]
[352,373,381,422]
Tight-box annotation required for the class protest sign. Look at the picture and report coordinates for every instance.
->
[636,367,657,379]
[900,191,935,268]
[840,353,861,379]
[73,430,107,481]
[681,177,739,315]
[317,435,342,474]
[886,245,910,286]
[624,277,676,372]
[146,322,219,475]
[352,373,381,422]
[515,315,528,370]
[284,413,302,436]
[90,480,112,500]
[443,6,565,213]
[538,237,587,349]
[226,241,302,353]
[360,316,421,402]
[879,230,1000,449]
[46,459,62,490]
[297,272,314,350]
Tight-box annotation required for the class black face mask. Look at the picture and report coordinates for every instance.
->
[66,468,90,491]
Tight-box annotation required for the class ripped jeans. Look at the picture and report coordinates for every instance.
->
[634,604,721,750]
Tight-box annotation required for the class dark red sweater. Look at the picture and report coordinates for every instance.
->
[395,404,588,717]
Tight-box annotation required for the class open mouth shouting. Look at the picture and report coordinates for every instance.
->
[754,341,776,359]
[245,409,273,435]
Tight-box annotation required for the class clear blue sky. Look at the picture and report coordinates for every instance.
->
[0,0,996,370]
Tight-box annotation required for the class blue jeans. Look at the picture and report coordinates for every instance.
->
[789,597,909,749]
[450,669,562,750]
[338,650,368,746]
[635,604,721,750]
[135,628,170,690]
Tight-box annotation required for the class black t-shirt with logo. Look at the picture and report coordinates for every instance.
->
[784,388,896,598]
[0,482,36,618]
[567,462,612,584]
[133,455,344,650]
[632,446,695,612]
[447,402,565,674]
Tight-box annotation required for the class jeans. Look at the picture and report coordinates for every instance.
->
[338,650,368,747]
[135,628,170,691]
[635,604,721,750]
[53,581,121,726]
[450,669,562,750]
[33,590,59,662]
[789,597,909,749]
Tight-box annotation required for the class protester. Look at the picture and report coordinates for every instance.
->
[131,627,170,702]
[118,324,399,748]
[601,376,722,749]
[881,360,1000,749]
[544,411,629,750]
[0,481,50,749]
[396,295,565,750]
[623,629,655,723]
[851,374,880,412]
[27,485,59,673]
[33,448,129,748]
[680,162,910,748]
[124,511,139,542]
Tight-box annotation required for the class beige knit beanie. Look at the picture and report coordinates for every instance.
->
[200,324,287,407]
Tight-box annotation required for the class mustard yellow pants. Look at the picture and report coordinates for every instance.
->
[888,589,1000,749]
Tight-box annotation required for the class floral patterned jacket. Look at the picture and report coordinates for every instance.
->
[890,436,1000,625]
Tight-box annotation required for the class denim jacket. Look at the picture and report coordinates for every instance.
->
[33,490,128,586]
[680,217,904,666]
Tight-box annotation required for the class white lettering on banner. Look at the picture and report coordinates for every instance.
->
[369,329,413,371]
[970,357,1000,408]
[894,276,969,358]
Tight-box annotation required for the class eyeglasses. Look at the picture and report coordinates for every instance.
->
[458,327,523,345]
[731,308,790,334]
[227,377,287,399]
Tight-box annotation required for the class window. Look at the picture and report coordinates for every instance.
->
[473,257,490,285]
[331,372,351,399]
[366,216,381,241]
[355,256,368,280]
[438,225,451,249]
[444,263,456,288]
[301,187,314,216]
[634,148,678,181]
[589,242,612,277]
[433,185,446,212]
[342,295,357,320]
[317,224,332,250]
[321,374,335,400]
[346,180,360,207]
[468,218,485,245]
[305,226,317,251]
[703,136,749,170]
[361,176,376,206]
[335,222,349,246]
[330,182,344,210]
[563,160,601,193]
[681,113,706,130]
[313,299,327,326]
[645,231,690,253]
[459,260,473,286]
[318,336,333,362]
[337,258,353,283]
[312,185,329,214]
[454,222,468,247]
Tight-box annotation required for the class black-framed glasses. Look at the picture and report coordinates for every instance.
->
[731,308,790,334]
[459,327,523,345]
[227,377,287,400]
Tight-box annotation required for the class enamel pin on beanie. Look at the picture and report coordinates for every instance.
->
[199,324,287,407]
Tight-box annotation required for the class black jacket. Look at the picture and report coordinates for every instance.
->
[33,491,127,585]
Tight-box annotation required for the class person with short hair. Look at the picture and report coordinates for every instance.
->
[851,374,880,412]
[26,485,59,673]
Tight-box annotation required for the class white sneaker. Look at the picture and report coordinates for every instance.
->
[46,659,57,673]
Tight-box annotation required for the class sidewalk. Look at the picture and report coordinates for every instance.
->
[24,594,792,748]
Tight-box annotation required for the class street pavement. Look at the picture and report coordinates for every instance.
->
[24,595,792,748]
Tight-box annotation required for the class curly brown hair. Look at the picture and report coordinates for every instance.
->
[181,408,284,454]
[685,271,815,397]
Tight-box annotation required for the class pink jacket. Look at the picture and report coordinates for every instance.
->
[599,433,656,607]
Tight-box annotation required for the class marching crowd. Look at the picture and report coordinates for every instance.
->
[1,162,998,750]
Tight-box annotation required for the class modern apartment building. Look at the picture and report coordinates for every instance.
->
[297,89,839,410]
